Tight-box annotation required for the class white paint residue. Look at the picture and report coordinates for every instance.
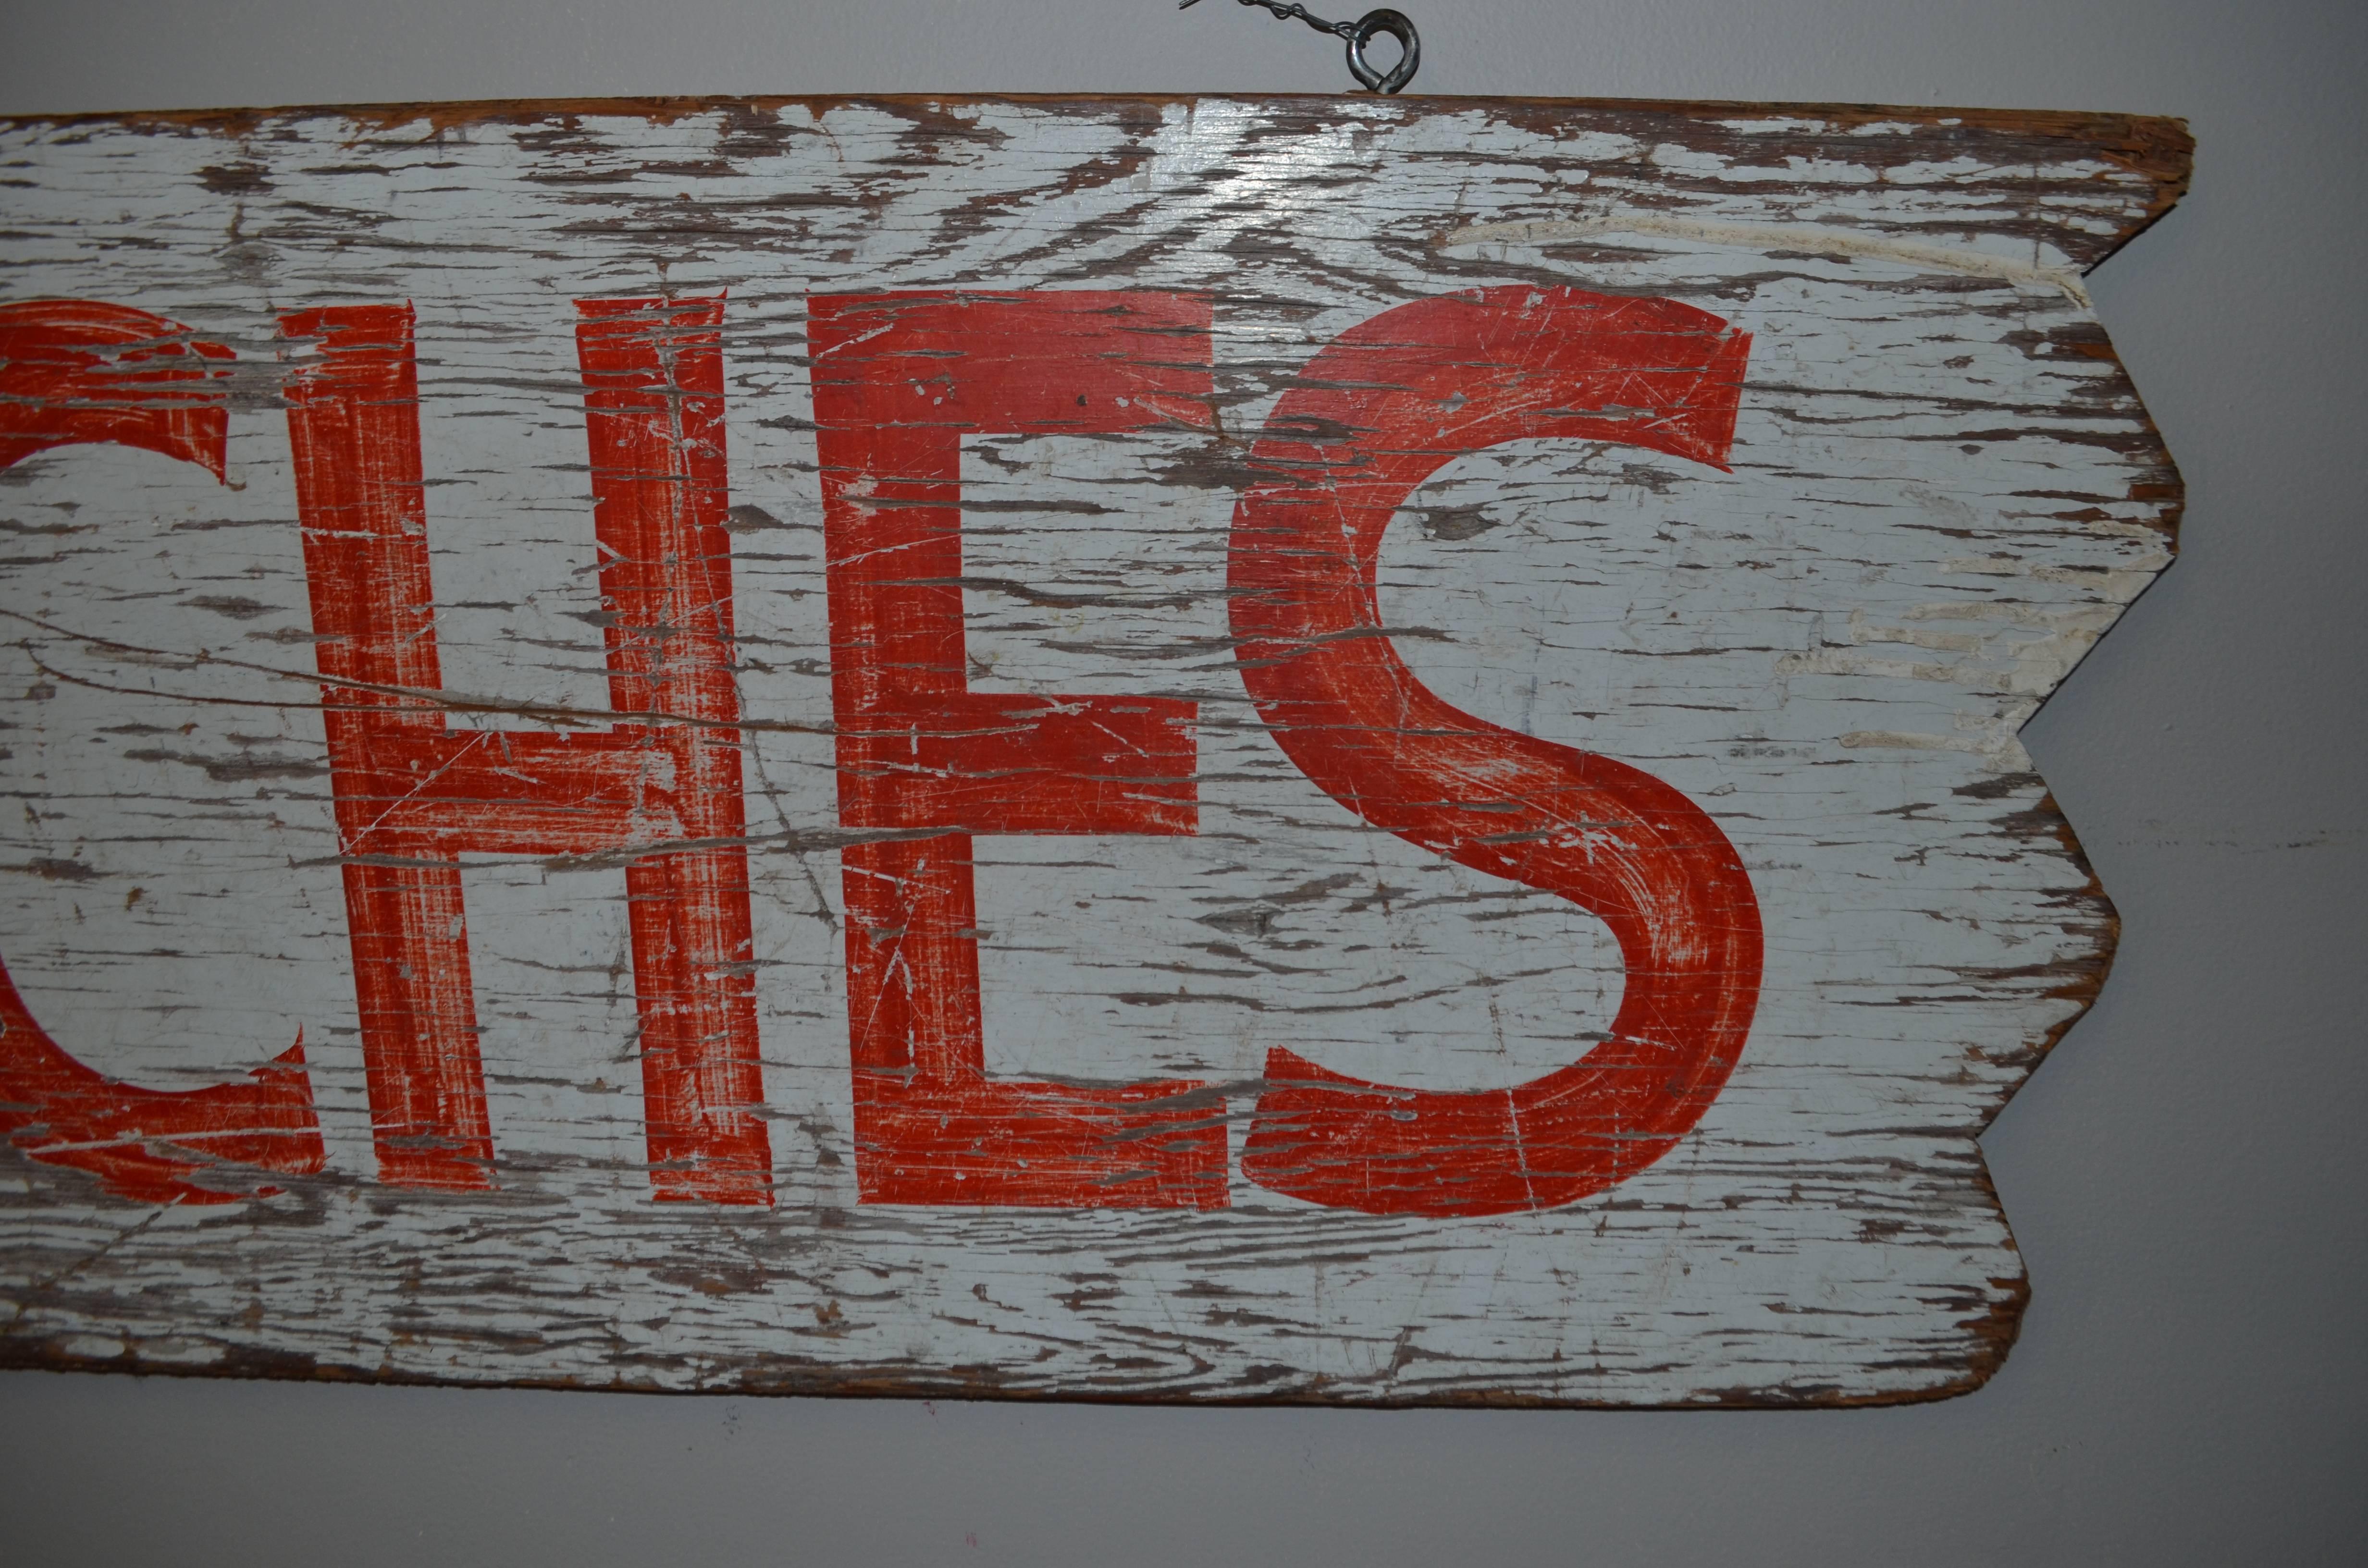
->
[0,98,2179,1408]
[1439,213,2094,306]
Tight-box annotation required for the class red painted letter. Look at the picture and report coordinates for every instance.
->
[810,291,1224,1207]
[282,298,771,1202]
[0,299,325,1204]
[1230,285,1764,1217]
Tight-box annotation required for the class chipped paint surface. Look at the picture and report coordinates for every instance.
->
[0,97,2183,1404]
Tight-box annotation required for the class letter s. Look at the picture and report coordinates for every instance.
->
[1229,285,1762,1218]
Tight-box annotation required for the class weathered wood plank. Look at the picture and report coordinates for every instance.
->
[0,95,2185,1404]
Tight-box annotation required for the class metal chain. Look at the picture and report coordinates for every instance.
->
[1179,0,1422,95]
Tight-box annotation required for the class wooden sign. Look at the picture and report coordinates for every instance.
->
[0,95,2187,1405]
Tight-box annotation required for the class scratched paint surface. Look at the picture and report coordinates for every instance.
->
[0,97,2184,1403]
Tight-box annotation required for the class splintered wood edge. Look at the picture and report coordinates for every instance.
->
[0,94,2194,268]
[1925,298,2185,1400]
[1987,314,2183,1095]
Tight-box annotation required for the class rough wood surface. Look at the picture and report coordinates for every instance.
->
[0,95,2185,1405]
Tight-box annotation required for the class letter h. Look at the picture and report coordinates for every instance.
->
[280,298,769,1202]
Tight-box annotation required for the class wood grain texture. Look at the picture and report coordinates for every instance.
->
[0,95,2185,1404]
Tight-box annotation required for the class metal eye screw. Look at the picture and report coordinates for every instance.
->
[1179,0,1422,95]
[1343,10,1419,93]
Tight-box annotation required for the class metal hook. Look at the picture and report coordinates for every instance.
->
[1178,0,1422,95]
[1344,10,1420,93]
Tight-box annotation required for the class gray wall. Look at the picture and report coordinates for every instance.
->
[2,2,2360,1561]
